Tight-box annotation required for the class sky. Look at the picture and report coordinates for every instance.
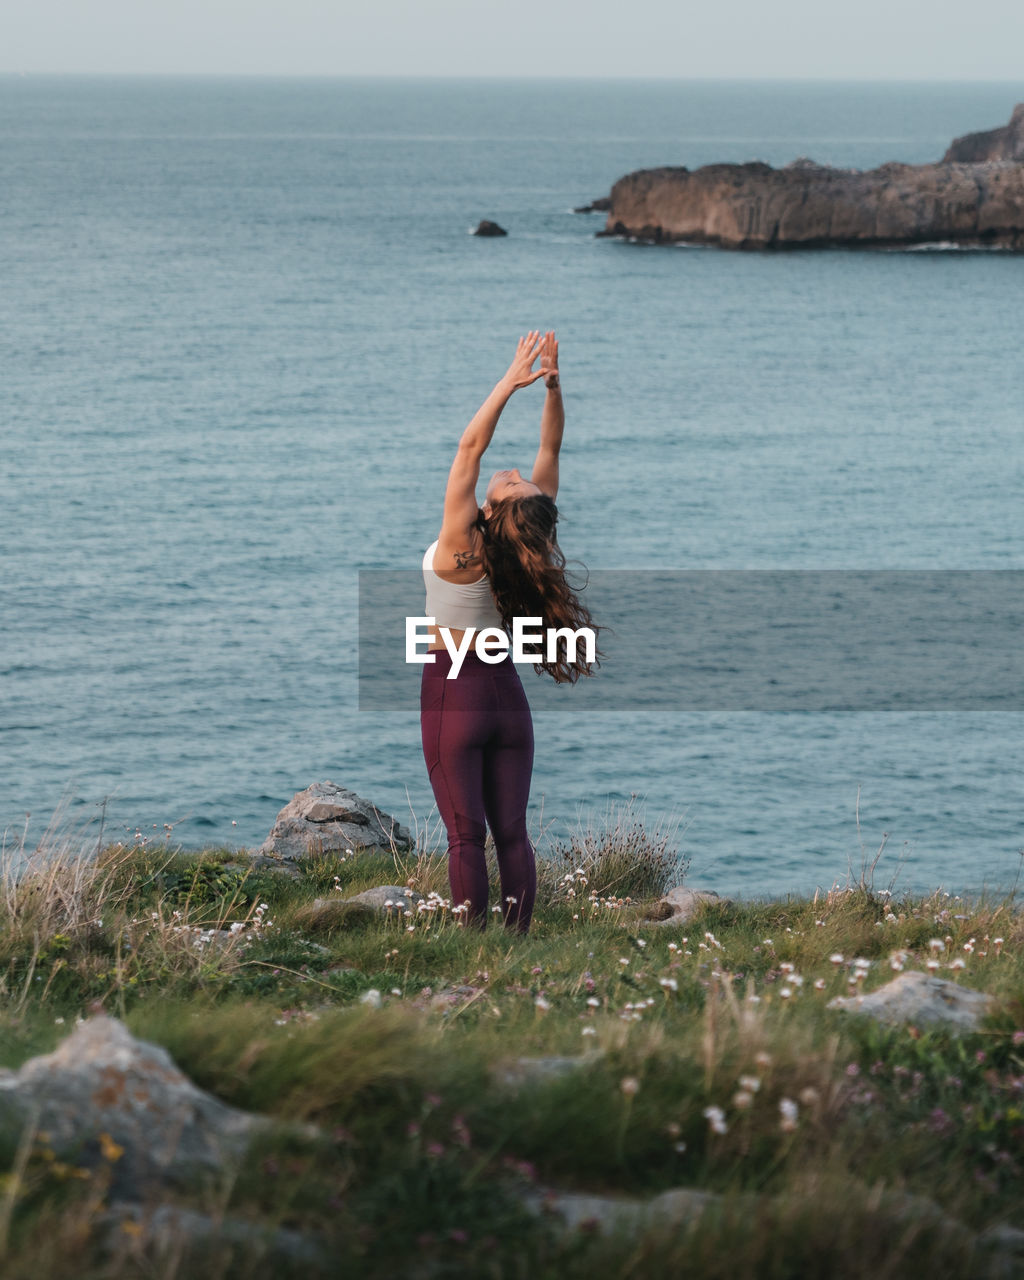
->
[2,0,1024,79]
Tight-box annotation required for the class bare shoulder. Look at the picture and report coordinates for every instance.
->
[433,526,486,582]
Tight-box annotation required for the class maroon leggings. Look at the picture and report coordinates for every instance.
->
[420,649,536,931]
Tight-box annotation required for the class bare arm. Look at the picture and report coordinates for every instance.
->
[531,331,562,499]
[439,332,546,555]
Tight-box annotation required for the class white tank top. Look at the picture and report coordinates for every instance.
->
[422,540,504,632]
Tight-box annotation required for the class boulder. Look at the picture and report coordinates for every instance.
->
[259,781,411,861]
[598,108,1024,250]
[225,853,303,880]
[99,1202,325,1266]
[293,885,425,933]
[523,1184,714,1233]
[943,103,1024,163]
[494,1053,603,1088]
[522,1180,1022,1263]
[0,1016,263,1196]
[643,886,724,927]
[415,984,484,1013]
[828,970,994,1032]
[471,219,508,236]
[342,885,424,913]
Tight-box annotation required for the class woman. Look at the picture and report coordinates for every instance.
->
[420,331,598,933]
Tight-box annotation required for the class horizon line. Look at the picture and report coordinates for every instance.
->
[2,71,1024,85]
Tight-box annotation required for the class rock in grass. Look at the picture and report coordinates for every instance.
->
[259,781,411,861]
[493,1053,603,1088]
[293,886,425,934]
[226,852,304,879]
[418,984,483,1013]
[292,898,374,932]
[643,886,724,927]
[978,1223,1024,1258]
[828,970,994,1032]
[99,1202,326,1266]
[523,1184,714,1232]
[525,1181,1022,1266]
[0,1016,263,1197]
[342,885,424,913]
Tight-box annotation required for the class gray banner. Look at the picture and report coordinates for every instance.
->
[358,570,1024,711]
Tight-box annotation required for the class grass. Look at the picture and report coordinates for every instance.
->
[0,813,1022,1278]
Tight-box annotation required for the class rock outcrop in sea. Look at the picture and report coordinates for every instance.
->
[596,104,1024,250]
[943,103,1024,163]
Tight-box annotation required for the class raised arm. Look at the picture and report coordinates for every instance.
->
[530,331,562,499]
[438,333,546,555]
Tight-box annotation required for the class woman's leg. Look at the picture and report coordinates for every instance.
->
[482,667,536,933]
[421,658,491,926]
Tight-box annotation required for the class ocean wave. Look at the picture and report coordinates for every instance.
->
[899,241,1014,253]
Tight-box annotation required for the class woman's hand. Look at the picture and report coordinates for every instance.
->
[500,331,547,393]
[531,330,563,498]
[540,330,559,389]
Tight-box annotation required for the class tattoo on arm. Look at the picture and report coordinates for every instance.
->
[453,549,481,569]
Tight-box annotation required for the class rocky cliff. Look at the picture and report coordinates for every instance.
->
[944,103,1024,163]
[599,105,1024,250]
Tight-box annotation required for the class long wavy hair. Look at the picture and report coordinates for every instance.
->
[474,494,600,684]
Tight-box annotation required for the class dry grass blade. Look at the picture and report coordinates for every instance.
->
[1,802,139,941]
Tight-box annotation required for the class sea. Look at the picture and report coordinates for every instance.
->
[3,76,1023,898]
